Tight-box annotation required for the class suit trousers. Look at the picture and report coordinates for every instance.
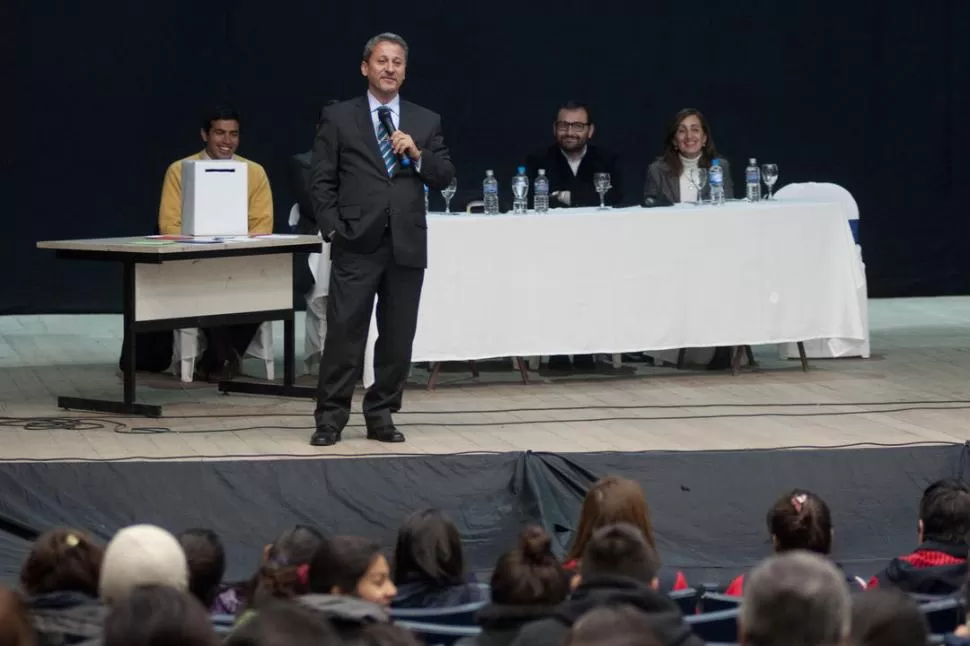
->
[314,231,425,431]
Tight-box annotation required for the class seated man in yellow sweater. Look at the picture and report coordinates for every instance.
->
[158,105,274,379]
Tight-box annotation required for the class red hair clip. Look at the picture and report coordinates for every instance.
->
[297,563,310,586]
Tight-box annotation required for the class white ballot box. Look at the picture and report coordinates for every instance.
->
[180,160,248,236]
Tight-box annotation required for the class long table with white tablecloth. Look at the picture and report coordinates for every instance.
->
[400,200,865,364]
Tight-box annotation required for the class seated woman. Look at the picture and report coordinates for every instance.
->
[564,476,688,593]
[643,108,735,371]
[724,489,866,595]
[392,509,489,609]
[245,525,326,608]
[460,526,570,646]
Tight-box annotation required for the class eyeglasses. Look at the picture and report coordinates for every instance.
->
[555,121,590,133]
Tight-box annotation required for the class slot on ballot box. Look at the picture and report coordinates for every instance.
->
[180,160,248,236]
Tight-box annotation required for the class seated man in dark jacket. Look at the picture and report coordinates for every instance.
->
[511,523,703,646]
[868,479,970,594]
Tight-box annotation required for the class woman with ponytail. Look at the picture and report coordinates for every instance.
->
[457,526,570,646]
[245,525,325,608]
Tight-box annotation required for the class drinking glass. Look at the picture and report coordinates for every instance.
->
[593,172,612,210]
[691,168,708,204]
[441,177,457,214]
[761,164,779,200]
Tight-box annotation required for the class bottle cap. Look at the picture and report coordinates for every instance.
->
[538,168,546,175]
[711,159,720,166]
[749,158,757,164]
[486,169,494,175]
[517,166,526,174]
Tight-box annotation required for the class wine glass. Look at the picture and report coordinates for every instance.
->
[691,167,708,204]
[761,164,779,200]
[441,177,457,214]
[593,172,612,210]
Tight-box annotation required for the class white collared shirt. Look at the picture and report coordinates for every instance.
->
[561,145,587,176]
[367,92,401,136]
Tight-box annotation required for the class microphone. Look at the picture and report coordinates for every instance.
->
[377,107,411,167]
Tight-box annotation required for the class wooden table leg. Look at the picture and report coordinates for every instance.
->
[797,342,810,372]
[676,348,687,369]
[514,357,530,385]
[731,346,744,376]
[468,360,480,378]
[427,362,443,391]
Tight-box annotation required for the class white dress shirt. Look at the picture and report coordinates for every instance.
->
[366,92,422,172]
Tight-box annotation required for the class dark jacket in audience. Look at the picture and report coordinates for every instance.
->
[868,540,968,595]
[297,594,388,625]
[392,579,488,609]
[455,603,558,646]
[509,575,703,646]
[287,150,319,235]
[25,591,106,646]
[562,559,689,594]
[524,144,624,208]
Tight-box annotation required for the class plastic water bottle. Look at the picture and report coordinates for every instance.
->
[534,169,549,213]
[512,166,529,214]
[423,184,429,213]
[483,170,499,215]
[745,158,761,202]
[709,159,724,205]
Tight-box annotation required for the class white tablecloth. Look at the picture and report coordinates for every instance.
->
[408,200,864,362]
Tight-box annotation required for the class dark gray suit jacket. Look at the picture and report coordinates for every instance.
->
[643,156,734,204]
[309,96,454,268]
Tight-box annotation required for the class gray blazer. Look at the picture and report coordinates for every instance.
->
[643,156,734,204]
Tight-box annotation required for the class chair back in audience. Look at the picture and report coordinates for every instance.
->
[395,620,481,646]
[212,613,235,635]
[699,592,742,614]
[668,588,699,615]
[685,608,739,643]
[916,596,965,635]
[390,586,490,626]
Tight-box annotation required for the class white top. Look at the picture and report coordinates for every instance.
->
[560,145,587,176]
[367,92,400,134]
[679,155,700,203]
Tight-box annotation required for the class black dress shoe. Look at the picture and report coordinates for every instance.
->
[366,426,406,443]
[310,427,341,447]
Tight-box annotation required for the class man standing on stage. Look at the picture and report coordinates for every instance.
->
[308,32,455,447]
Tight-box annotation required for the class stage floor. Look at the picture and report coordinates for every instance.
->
[1,297,969,462]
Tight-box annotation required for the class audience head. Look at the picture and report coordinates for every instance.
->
[554,100,595,154]
[178,528,226,608]
[767,489,833,555]
[568,475,657,562]
[20,528,102,598]
[850,589,928,646]
[740,551,850,646]
[0,587,36,646]
[200,104,240,160]
[566,605,661,646]
[252,525,325,604]
[490,525,569,606]
[99,524,188,604]
[361,33,408,101]
[309,536,397,607]
[226,599,338,646]
[393,508,465,586]
[918,479,970,544]
[662,108,718,176]
[103,585,219,646]
[580,523,660,585]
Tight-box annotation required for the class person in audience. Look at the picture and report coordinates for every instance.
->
[565,476,688,592]
[524,100,622,372]
[642,107,735,371]
[511,523,703,646]
[19,528,106,646]
[565,605,663,646]
[157,105,274,381]
[458,526,569,646]
[102,585,220,646]
[288,101,339,236]
[247,525,326,607]
[225,599,338,646]
[738,551,851,646]
[392,508,488,608]
[99,524,189,604]
[850,589,928,646]
[306,535,398,608]
[0,587,37,646]
[869,479,970,594]
[725,489,864,596]
[178,528,240,615]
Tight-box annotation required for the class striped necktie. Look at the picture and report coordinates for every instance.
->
[376,107,397,176]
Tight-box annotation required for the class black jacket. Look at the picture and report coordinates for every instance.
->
[524,144,624,208]
[392,579,488,609]
[287,150,319,235]
[509,575,703,646]
[455,603,559,646]
[869,540,968,595]
[26,591,106,646]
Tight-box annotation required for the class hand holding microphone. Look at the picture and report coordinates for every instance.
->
[377,107,418,165]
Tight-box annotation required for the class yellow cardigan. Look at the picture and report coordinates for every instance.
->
[158,152,273,235]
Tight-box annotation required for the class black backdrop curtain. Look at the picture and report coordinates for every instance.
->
[7,0,970,313]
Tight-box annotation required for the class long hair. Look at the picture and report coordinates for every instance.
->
[767,489,832,554]
[566,476,657,562]
[309,536,383,596]
[660,108,718,178]
[20,528,103,598]
[393,509,465,586]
